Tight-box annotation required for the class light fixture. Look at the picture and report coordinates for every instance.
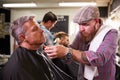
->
[59,2,96,7]
[3,3,37,8]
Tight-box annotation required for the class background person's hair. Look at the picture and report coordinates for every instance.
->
[10,16,34,45]
[42,11,57,23]
[54,31,68,39]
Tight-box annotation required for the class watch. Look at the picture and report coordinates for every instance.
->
[65,48,72,60]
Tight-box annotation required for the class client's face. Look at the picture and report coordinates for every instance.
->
[23,19,45,46]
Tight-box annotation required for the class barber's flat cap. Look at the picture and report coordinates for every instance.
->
[73,6,100,24]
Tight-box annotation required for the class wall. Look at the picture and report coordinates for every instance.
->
[0,8,10,55]
[10,7,80,53]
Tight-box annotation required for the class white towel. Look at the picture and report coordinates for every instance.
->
[84,25,113,80]
[84,65,98,80]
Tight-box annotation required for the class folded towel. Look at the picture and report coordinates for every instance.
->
[84,65,98,80]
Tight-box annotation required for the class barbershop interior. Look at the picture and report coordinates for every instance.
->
[0,0,120,80]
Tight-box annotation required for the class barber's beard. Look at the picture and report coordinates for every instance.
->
[81,24,97,43]
[81,33,95,43]
[88,31,96,42]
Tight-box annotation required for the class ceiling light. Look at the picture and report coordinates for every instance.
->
[3,3,37,8]
[59,2,96,7]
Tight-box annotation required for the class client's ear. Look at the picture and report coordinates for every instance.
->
[18,34,25,43]
[95,19,99,23]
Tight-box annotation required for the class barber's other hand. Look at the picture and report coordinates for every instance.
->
[44,45,68,59]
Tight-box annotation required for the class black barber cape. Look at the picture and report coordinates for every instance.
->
[0,46,72,80]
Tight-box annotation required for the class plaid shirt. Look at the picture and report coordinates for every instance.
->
[70,26,118,80]
[39,25,54,46]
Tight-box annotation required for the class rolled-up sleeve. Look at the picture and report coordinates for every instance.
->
[85,29,118,66]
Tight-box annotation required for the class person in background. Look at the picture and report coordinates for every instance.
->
[53,31,78,80]
[0,16,72,80]
[39,11,57,46]
[44,6,118,80]
[54,31,69,47]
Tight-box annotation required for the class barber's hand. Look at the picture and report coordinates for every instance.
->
[44,45,68,59]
